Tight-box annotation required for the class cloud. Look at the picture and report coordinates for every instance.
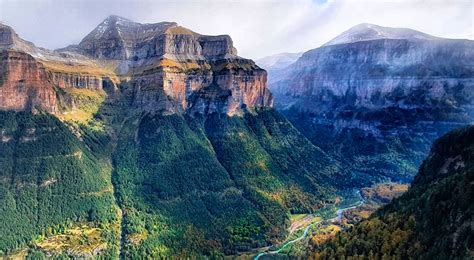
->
[0,0,472,59]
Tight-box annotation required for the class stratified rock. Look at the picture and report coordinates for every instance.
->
[0,16,272,116]
[272,23,473,182]
[273,25,474,119]
[0,50,57,113]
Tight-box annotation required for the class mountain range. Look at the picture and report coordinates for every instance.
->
[0,17,472,258]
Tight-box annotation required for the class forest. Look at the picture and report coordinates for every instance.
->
[310,126,474,259]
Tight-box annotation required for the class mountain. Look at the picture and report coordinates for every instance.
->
[1,16,272,116]
[0,16,348,258]
[323,23,440,47]
[256,52,303,72]
[269,23,474,183]
[310,125,474,259]
[256,52,303,95]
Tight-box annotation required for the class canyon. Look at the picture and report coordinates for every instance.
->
[1,17,472,259]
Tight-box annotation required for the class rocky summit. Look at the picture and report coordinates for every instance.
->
[0,16,272,116]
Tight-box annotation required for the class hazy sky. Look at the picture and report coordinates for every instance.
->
[0,0,472,59]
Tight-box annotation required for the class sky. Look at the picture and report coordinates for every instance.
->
[0,0,472,59]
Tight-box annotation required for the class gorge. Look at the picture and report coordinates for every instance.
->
[0,16,472,259]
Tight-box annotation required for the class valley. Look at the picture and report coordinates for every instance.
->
[252,183,408,259]
[0,12,472,259]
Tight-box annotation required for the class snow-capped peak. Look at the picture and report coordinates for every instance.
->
[323,23,439,47]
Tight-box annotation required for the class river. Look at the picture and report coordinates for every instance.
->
[254,191,364,260]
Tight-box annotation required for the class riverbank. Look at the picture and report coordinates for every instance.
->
[253,183,409,259]
[254,190,364,259]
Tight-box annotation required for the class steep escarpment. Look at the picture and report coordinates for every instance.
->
[74,15,271,116]
[0,51,57,113]
[1,16,272,117]
[310,126,474,259]
[73,15,237,60]
[0,23,118,116]
[124,57,271,115]
[272,24,473,183]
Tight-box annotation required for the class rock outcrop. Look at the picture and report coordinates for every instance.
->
[0,50,57,113]
[71,16,237,61]
[0,22,117,113]
[0,16,273,116]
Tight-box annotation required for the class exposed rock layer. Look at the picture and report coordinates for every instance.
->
[0,51,57,113]
[0,16,272,116]
[272,24,473,182]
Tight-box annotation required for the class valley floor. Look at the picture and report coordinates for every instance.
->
[250,182,409,259]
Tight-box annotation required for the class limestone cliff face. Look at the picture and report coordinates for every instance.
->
[0,51,57,113]
[185,64,272,115]
[49,72,104,90]
[0,16,272,116]
[273,24,474,123]
[70,15,265,116]
[273,24,474,182]
[74,16,237,61]
[0,22,118,114]
[125,59,272,115]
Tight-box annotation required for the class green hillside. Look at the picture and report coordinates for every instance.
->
[310,126,474,259]
[112,109,348,257]
[0,111,118,257]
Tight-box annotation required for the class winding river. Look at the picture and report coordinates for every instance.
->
[254,192,364,260]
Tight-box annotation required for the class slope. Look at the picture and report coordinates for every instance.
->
[310,125,474,259]
[0,111,119,257]
[112,109,348,257]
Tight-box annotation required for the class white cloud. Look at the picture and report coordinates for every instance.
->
[0,0,472,59]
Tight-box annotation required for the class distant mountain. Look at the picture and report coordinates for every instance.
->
[0,16,348,258]
[268,24,473,183]
[310,125,474,258]
[323,23,440,47]
[256,52,303,94]
[256,52,303,71]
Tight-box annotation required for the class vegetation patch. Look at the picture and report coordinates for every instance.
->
[34,224,107,257]
[58,87,106,123]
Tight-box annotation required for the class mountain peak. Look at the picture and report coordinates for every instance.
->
[99,15,137,28]
[323,23,439,46]
[0,23,19,47]
[104,14,133,22]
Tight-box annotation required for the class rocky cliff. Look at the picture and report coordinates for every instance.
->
[0,16,272,117]
[273,24,474,118]
[0,50,57,113]
[272,24,473,182]
[0,22,118,114]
